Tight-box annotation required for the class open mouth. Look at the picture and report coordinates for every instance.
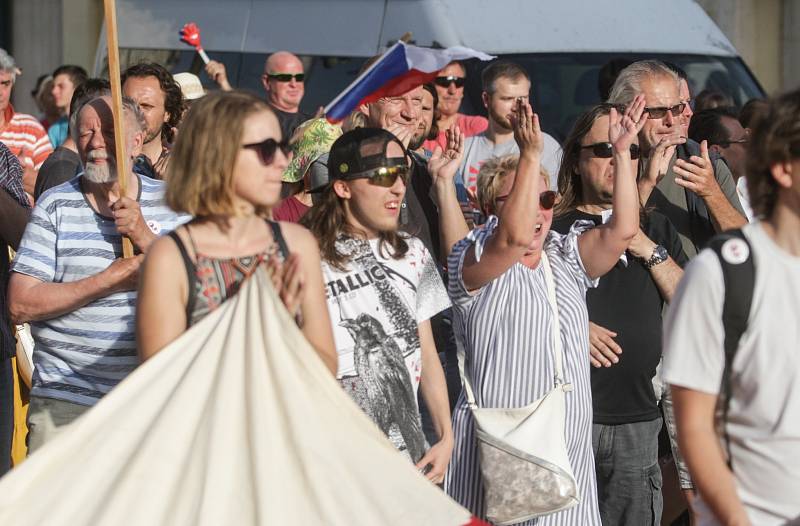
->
[535,223,542,234]
[385,201,399,210]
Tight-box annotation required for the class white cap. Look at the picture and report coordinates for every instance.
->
[173,72,205,100]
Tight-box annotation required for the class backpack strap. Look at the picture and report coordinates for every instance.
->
[267,220,290,260]
[167,230,198,326]
[707,228,755,470]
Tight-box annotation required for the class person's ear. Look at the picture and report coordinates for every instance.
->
[261,74,270,93]
[358,103,370,117]
[770,160,794,189]
[333,179,351,199]
[481,91,489,109]
[709,144,723,155]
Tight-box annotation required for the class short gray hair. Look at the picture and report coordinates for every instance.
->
[0,48,18,82]
[70,95,147,144]
[607,60,678,105]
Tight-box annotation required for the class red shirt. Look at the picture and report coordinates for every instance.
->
[272,195,311,223]
[422,113,488,153]
[0,104,53,170]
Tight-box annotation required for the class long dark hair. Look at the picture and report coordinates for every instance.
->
[301,185,409,271]
[555,104,613,216]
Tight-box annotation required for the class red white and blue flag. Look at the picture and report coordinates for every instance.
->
[325,42,495,123]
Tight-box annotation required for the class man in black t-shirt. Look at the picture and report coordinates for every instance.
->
[551,107,688,525]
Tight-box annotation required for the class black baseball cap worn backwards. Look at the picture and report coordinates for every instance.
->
[328,128,408,181]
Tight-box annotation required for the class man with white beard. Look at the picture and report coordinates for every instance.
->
[8,96,185,452]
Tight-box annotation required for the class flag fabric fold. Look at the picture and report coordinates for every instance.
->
[0,268,485,526]
[325,42,495,123]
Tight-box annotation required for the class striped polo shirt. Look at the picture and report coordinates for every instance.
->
[0,105,53,170]
[12,174,185,406]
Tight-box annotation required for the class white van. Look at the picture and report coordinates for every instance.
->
[103,0,764,140]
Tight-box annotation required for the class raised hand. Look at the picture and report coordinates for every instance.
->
[204,60,232,91]
[110,197,157,253]
[428,125,464,185]
[673,140,721,199]
[642,132,686,187]
[509,98,543,158]
[609,94,647,153]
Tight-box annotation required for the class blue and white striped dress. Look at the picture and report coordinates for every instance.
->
[444,216,601,526]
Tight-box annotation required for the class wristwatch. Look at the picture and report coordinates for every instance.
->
[644,245,668,269]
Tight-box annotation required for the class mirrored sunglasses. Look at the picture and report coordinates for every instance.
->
[352,165,410,187]
[580,142,641,160]
[434,76,466,89]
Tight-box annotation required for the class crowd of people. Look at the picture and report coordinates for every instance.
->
[0,42,798,526]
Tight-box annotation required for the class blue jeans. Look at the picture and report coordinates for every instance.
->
[592,418,663,526]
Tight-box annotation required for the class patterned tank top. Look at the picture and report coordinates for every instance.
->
[167,220,289,327]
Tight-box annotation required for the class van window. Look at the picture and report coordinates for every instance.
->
[115,49,762,143]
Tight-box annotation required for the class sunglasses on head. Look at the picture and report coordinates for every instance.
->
[434,76,466,89]
[496,190,558,210]
[580,142,641,160]
[351,165,410,188]
[242,138,292,165]
[644,102,686,119]
[267,73,305,83]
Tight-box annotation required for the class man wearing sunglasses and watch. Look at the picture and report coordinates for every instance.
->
[608,60,747,258]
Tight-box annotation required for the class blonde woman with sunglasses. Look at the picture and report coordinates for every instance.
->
[302,128,453,484]
[443,97,647,525]
[136,91,336,374]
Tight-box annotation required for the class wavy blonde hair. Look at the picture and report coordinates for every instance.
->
[166,91,273,217]
[476,154,550,215]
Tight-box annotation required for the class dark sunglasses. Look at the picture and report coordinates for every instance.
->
[580,142,641,160]
[496,190,558,210]
[644,103,686,119]
[267,73,305,83]
[351,165,410,187]
[434,76,466,89]
[242,138,292,165]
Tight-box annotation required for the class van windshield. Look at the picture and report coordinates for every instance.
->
[118,49,762,143]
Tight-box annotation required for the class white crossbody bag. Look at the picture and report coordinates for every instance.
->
[457,252,580,524]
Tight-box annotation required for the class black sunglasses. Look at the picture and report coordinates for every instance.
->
[434,76,466,89]
[580,142,641,160]
[644,103,686,119]
[351,165,410,188]
[242,138,292,165]
[496,190,559,210]
[267,73,305,83]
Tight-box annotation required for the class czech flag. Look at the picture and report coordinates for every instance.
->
[325,42,495,123]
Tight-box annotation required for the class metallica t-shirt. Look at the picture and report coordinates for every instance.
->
[322,234,450,461]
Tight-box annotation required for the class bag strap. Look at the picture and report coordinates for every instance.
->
[167,230,198,325]
[267,219,290,260]
[456,252,568,409]
[708,228,755,470]
[541,252,566,384]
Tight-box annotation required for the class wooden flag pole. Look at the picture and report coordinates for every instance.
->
[103,0,134,258]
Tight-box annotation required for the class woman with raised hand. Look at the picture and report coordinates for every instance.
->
[444,96,646,525]
[136,91,336,374]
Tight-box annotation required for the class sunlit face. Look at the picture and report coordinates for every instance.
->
[123,75,168,144]
[678,78,693,138]
[578,114,639,205]
[262,53,305,112]
[483,76,530,131]
[0,71,13,112]
[232,110,288,213]
[76,97,143,184]
[337,141,407,237]
[411,89,435,149]
[639,74,681,153]
[493,170,553,259]
[364,85,423,137]
[51,73,76,112]
[435,62,466,117]
[716,116,749,181]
